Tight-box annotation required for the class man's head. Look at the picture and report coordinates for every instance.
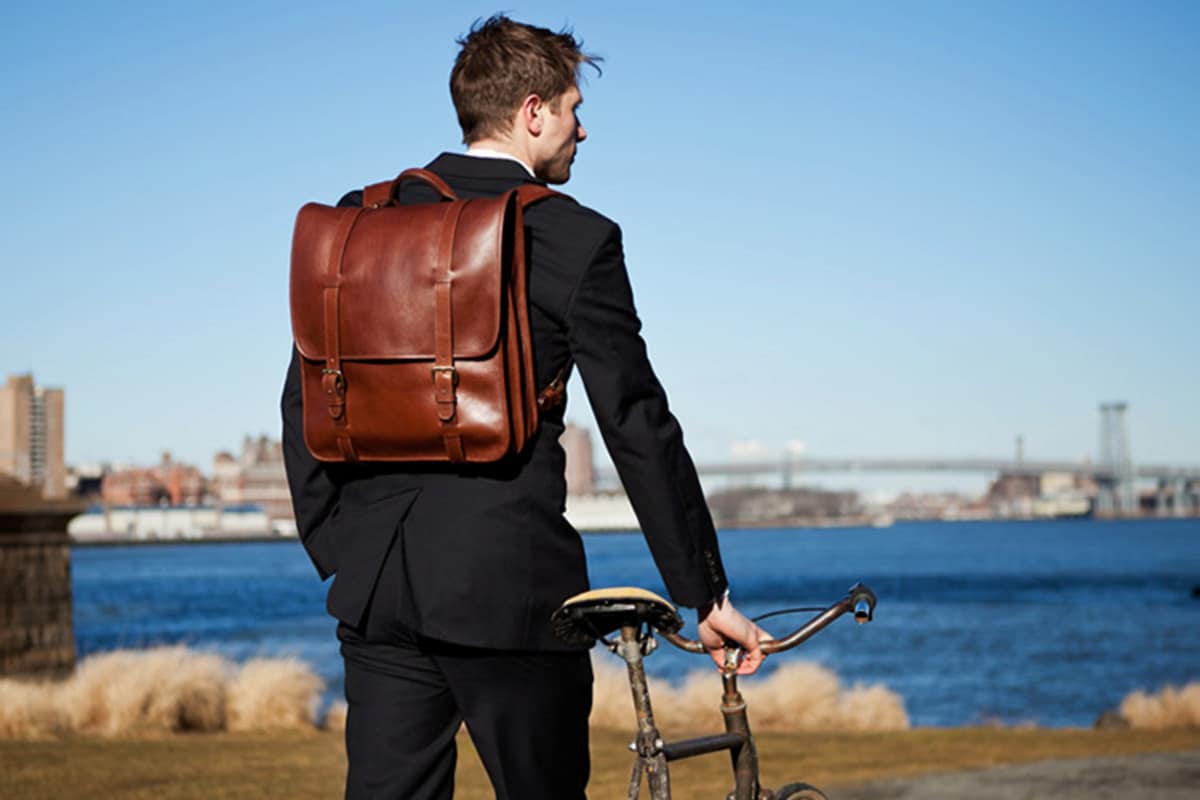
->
[450,16,600,184]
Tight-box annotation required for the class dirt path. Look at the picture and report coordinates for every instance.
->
[838,750,1200,799]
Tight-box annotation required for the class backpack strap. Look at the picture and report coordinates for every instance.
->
[515,184,567,413]
[515,184,558,207]
[361,180,392,208]
[537,369,566,412]
[321,207,368,461]
[431,199,468,462]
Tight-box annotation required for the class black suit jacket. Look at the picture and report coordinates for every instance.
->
[281,153,728,650]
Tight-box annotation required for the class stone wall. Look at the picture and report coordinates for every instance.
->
[0,516,77,677]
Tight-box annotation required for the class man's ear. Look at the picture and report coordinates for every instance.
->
[518,93,545,136]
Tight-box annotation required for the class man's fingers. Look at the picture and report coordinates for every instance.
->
[706,642,766,674]
[738,624,770,675]
[736,646,765,675]
[697,601,770,674]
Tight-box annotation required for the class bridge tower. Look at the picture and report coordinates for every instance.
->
[1097,402,1136,515]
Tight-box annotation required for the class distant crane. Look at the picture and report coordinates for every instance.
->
[1097,402,1136,515]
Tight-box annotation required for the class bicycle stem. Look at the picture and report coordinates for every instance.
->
[721,670,760,800]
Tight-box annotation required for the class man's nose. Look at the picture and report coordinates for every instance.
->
[576,122,587,142]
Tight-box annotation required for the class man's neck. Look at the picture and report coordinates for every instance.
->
[465,140,536,179]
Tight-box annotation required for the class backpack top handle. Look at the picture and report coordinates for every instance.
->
[363,168,459,208]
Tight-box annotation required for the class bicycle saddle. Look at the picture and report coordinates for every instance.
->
[552,586,684,646]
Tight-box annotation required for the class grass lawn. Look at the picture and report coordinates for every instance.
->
[2,727,1199,799]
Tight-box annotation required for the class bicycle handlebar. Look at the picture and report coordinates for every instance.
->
[659,583,876,656]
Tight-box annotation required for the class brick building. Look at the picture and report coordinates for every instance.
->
[212,435,294,523]
[102,452,206,506]
[560,423,595,496]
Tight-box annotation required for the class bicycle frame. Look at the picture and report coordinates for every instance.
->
[608,584,876,800]
[615,624,761,800]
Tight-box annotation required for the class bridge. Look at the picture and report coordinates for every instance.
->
[681,457,1200,482]
[595,456,1200,511]
[592,403,1200,515]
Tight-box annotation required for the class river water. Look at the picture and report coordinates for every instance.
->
[71,518,1200,727]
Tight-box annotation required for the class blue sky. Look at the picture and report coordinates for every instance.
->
[1,1,1196,484]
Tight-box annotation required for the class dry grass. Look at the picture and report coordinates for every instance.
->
[321,655,908,736]
[61,648,228,736]
[7,647,1199,798]
[0,732,346,800]
[0,647,324,738]
[1119,682,1200,730]
[590,658,909,733]
[3,728,1200,800]
[226,658,323,732]
[321,700,348,732]
[743,728,1200,791]
[0,680,69,739]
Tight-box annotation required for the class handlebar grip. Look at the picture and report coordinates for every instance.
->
[661,582,878,656]
[849,583,877,623]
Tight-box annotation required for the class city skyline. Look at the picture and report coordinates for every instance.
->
[57,422,1199,536]
[3,2,1197,471]
[53,413,1198,503]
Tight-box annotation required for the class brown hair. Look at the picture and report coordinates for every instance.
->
[450,15,601,144]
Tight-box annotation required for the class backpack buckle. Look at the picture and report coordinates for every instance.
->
[432,366,459,421]
[321,368,346,420]
[321,368,346,395]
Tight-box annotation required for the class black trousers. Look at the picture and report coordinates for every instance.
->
[337,606,593,799]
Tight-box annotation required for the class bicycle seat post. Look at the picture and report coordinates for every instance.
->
[617,624,671,799]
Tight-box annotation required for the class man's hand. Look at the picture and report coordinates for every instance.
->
[696,596,769,675]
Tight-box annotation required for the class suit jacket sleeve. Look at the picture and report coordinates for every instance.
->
[281,346,341,580]
[565,222,729,608]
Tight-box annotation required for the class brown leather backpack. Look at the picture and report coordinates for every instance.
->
[289,168,564,463]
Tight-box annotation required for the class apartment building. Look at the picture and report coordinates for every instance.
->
[0,373,65,499]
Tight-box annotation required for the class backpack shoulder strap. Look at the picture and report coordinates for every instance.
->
[361,180,392,208]
[516,184,565,208]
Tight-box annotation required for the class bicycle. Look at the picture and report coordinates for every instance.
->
[553,583,877,799]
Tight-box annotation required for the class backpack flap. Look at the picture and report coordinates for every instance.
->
[289,191,530,464]
[290,196,511,363]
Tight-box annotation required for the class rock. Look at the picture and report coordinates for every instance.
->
[1094,709,1130,729]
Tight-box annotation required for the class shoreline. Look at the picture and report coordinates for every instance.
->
[66,512,1200,546]
[70,533,296,547]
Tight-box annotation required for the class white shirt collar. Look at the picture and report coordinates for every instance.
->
[464,147,537,179]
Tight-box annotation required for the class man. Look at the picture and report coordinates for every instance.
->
[282,15,766,800]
